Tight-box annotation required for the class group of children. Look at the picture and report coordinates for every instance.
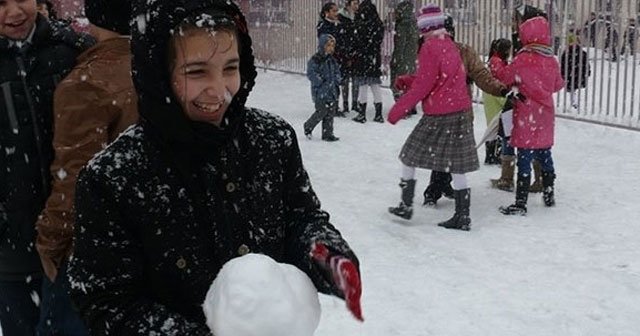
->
[383,4,565,230]
[302,2,571,232]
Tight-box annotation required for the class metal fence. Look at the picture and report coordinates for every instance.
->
[250,0,640,130]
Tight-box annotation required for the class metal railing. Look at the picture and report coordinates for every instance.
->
[250,0,640,130]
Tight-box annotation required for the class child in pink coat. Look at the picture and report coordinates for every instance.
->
[387,4,477,231]
[493,16,564,215]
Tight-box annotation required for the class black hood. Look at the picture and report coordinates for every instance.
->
[131,0,257,147]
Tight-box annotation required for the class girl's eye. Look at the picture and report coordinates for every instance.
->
[224,65,239,72]
[185,69,205,76]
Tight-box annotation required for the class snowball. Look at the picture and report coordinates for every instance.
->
[203,253,321,336]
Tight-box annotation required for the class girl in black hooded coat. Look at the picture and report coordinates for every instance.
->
[66,0,361,334]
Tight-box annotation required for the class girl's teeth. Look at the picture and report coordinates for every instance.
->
[195,102,220,112]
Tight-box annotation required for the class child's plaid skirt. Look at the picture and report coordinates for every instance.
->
[399,110,479,174]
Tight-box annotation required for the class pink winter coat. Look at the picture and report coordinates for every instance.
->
[387,30,471,124]
[493,17,564,149]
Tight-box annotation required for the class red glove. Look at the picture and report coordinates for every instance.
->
[386,106,407,125]
[310,242,363,322]
[394,75,415,92]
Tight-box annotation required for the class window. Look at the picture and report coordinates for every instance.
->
[241,0,291,26]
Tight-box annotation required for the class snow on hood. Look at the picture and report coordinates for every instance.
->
[130,0,257,146]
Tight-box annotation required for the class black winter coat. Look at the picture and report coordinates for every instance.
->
[353,0,384,79]
[560,45,590,92]
[317,18,347,64]
[67,1,359,334]
[0,15,92,280]
[338,9,358,76]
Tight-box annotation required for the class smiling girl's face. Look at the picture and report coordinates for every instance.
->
[170,27,241,127]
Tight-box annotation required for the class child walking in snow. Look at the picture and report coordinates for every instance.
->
[387,4,478,231]
[493,16,564,215]
[304,34,341,141]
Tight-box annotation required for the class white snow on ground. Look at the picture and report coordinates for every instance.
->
[3,70,639,336]
[248,70,640,336]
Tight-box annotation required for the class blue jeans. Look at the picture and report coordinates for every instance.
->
[0,277,41,336]
[36,265,88,336]
[501,136,515,156]
[516,148,554,177]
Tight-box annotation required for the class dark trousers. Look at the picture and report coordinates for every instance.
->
[0,277,41,336]
[304,101,336,138]
[516,148,554,177]
[37,264,88,336]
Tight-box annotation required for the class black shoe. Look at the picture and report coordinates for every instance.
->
[388,202,413,219]
[499,203,527,215]
[321,135,340,142]
[352,114,366,123]
[442,185,454,199]
[543,187,555,207]
[373,114,384,123]
[423,194,437,206]
[437,213,471,231]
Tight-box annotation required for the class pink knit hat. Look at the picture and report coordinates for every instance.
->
[417,3,445,34]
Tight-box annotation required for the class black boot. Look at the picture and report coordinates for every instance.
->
[373,102,384,123]
[423,171,452,205]
[542,171,555,207]
[484,140,501,165]
[499,175,530,215]
[437,188,471,231]
[388,179,416,219]
[352,103,367,123]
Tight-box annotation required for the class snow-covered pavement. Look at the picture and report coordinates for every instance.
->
[248,70,640,336]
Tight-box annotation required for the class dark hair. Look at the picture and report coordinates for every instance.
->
[320,2,337,19]
[444,13,455,39]
[489,38,512,60]
[167,14,240,72]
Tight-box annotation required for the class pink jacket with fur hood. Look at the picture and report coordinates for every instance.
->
[388,30,471,124]
[493,17,564,149]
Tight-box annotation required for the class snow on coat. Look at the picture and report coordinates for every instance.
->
[388,30,472,124]
[66,1,359,335]
[493,17,564,149]
[35,37,138,282]
[307,34,342,104]
[0,15,93,281]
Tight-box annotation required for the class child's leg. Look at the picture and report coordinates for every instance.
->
[516,149,534,178]
[534,148,556,206]
[451,174,468,190]
[570,91,578,107]
[358,85,368,105]
[401,164,416,180]
[321,101,337,138]
[370,84,383,104]
[438,173,471,231]
[351,78,359,110]
[533,148,555,174]
[304,101,330,134]
[389,163,417,219]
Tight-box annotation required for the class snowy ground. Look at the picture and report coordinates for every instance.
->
[3,70,639,336]
[248,71,640,336]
